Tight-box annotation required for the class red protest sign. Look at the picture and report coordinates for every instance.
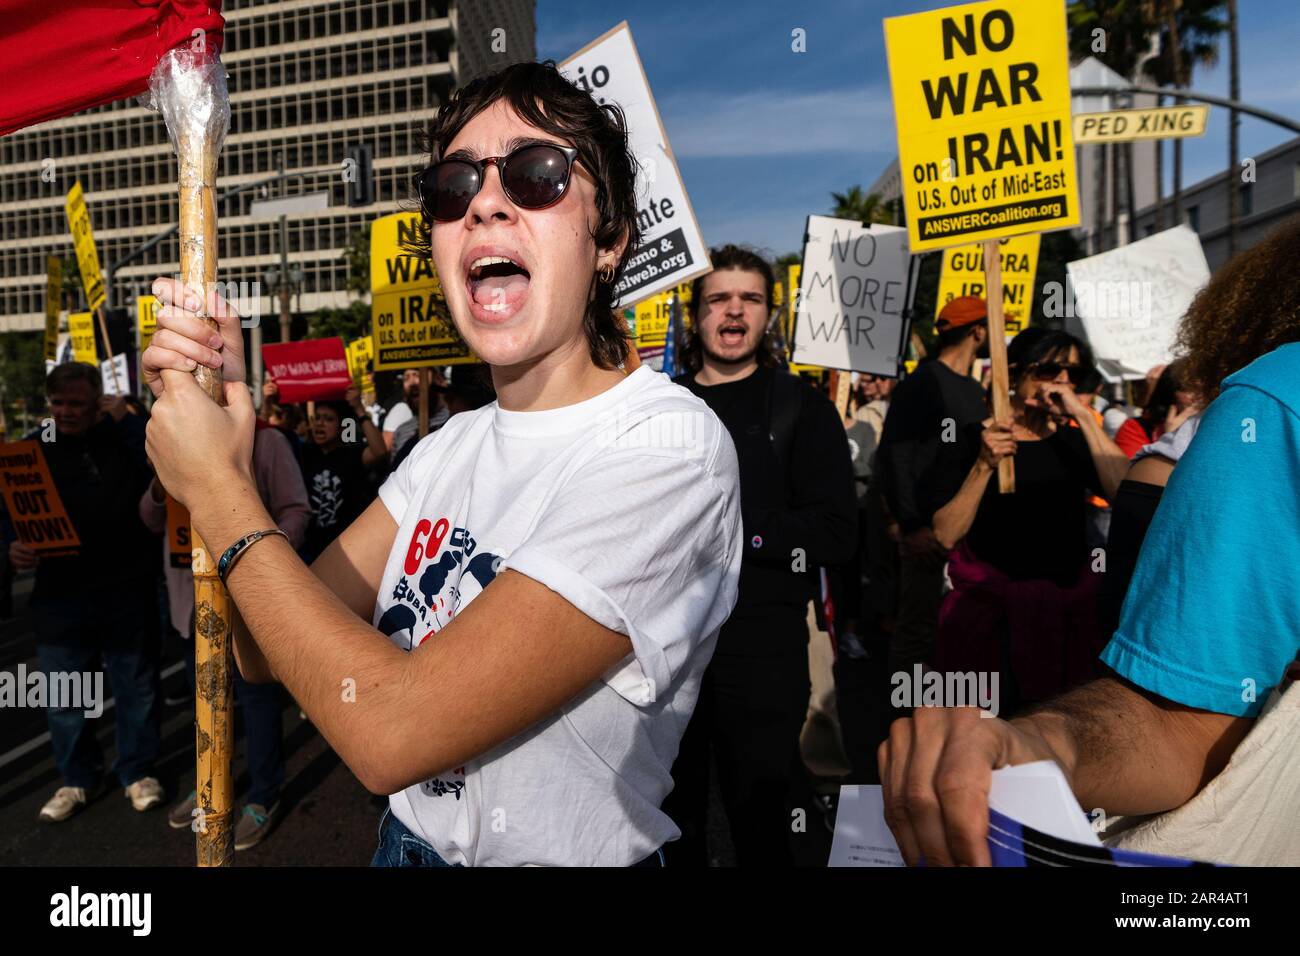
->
[262,338,351,403]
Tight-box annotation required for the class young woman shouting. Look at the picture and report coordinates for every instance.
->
[141,61,742,867]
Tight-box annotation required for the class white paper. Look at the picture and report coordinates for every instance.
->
[561,24,711,307]
[828,785,905,867]
[100,353,130,397]
[988,760,1102,846]
[793,216,911,376]
[829,760,1100,866]
[1066,224,1209,378]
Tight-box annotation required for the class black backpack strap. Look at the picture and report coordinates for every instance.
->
[767,370,804,480]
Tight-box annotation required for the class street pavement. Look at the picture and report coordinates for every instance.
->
[0,572,752,867]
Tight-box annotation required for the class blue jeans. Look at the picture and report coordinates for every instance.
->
[369,807,666,867]
[34,593,161,790]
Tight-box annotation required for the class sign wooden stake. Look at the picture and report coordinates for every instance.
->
[983,238,1016,494]
[417,368,431,438]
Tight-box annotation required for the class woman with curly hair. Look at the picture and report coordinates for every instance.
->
[1100,214,1300,638]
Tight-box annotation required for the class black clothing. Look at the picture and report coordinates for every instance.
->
[25,415,156,608]
[1099,478,1165,638]
[660,629,815,867]
[878,359,987,533]
[680,366,858,643]
[300,442,371,562]
[666,366,856,865]
[963,424,1102,587]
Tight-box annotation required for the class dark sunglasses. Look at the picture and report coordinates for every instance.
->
[1026,361,1087,386]
[416,142,580,222]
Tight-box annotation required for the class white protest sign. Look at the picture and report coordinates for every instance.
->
[1065,224,1209,378]
[793,216,912,377]
[561,22,711,306]
[99,353,130,397]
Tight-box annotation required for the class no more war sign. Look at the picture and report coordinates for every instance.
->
[793,216,912,377]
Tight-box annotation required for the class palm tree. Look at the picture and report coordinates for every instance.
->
[830,186,891,224]
[1148,1,1228,223]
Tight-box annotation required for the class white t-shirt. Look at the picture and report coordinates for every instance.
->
[382,401,413,433]
[374,366,742,866]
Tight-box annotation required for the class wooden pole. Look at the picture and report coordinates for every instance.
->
[418,368,430,439]
[94,303,115,360]
[982,238,1015,494]
[152,46,234,868]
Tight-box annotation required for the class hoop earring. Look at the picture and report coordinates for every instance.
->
[599,263,615,284]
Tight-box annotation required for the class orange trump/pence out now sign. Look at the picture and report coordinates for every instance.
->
[884,0,1079,252]
[0,441,80,555]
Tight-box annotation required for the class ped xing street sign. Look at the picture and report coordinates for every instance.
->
[1073,105,1209,144]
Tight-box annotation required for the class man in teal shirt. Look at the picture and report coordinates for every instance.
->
[872,342,1300,866]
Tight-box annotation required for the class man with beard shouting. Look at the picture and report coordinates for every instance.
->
[665,245,857,866]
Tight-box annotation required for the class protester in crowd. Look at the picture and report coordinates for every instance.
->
[381,368,448,453]
[299,386,388,564]
[388,367,450,461]
[854,373,894,446]
[875,296,989,682]
[139,414,310,849]
[1074,364,1114,547]
[928,329,1127,710]
[663,244,856,867]
[5,363,163,823]
[878,216,1300,865]
[1113,359,1199,458]
[388,364,496,472]
[141,59,742,867]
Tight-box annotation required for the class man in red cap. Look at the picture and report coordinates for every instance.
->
[875,296,991,696]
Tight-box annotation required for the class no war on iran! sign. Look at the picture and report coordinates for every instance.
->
[371,212,472,370]
[884,0,1080,252]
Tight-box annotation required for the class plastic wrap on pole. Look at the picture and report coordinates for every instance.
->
[146,46,230,404]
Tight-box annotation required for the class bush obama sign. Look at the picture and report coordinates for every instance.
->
[884,0,1080,252]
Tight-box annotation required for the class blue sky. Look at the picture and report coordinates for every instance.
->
[537,0,1300,257]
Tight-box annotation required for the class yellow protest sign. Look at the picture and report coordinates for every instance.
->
[68,312,98,365]
[1073,105,1209,144]
[884,0,1079,252]
[137,295,159,355]
[347,336,374,392]
[44,256,62,364]
[370,212,469,369]
[935,233,1040,334]
[634,283,692,350]
[64,181,106,310]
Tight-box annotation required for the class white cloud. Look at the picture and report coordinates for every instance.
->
[661,87,896,158]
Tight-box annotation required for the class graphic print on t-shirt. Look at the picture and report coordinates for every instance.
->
[376,515,502,800]
[310,469,344,528]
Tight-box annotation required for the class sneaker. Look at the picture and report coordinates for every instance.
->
[124,776,165,812]
[168,790,198,830]
[234,801,279,851]
[163,687,193,707]
[39,785,92,823]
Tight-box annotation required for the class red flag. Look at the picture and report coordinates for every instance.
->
[0,1,225,136]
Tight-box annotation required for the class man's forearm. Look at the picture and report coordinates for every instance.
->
[1012,677,1251,816]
